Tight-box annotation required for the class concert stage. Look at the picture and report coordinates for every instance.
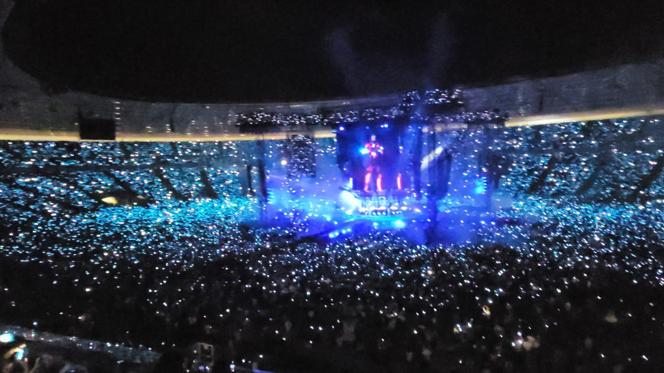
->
[248,91,509,244]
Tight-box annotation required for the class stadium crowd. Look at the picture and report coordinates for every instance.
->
[0,117,663,372]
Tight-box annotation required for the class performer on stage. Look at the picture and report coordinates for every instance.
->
[361,134,384,193]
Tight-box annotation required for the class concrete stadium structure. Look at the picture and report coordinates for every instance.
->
[2,0,664,141]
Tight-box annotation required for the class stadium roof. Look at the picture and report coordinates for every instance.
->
[3,0,664,103]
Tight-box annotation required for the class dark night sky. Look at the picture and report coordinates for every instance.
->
[4,0,664,102]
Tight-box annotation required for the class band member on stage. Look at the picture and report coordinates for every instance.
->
[361,135,384,193]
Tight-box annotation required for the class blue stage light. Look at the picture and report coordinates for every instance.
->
[338,190,361,214]
[473,178,487,195]
[359,147,370,155]
[338,126,345,131]
[393,219,407,229]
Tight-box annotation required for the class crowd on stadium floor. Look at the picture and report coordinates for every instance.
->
[2,202,664,372]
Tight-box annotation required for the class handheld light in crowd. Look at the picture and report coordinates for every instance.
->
[101,196,119,205]
[3,344,27,362]
[14,346,26,360]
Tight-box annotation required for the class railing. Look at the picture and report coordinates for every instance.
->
[0,324,160,364]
